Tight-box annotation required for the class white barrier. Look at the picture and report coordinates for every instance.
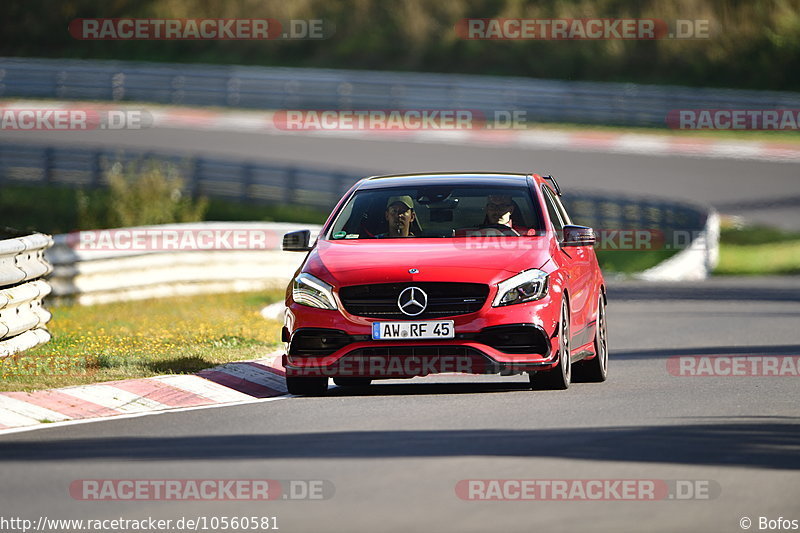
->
[636,210,720,281]
[46,222,320,306]
[44,213,719,310]
[0,233,54,358]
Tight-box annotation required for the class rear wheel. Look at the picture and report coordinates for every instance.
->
[286,376,328,396]
[333,377,372,388]
[576,294,608,382]
[530,298,571,390]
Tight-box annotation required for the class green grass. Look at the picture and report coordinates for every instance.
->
[0,290,285,392]
[715,224,800,275]
[0,184,328,235]
[595,249,678,274]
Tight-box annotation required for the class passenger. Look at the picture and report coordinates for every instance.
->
[378,195,417,238]
[481,194,516,228]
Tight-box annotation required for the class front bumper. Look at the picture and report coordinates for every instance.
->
[283,294,561,378]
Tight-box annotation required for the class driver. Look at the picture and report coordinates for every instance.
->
[377,195,417,238]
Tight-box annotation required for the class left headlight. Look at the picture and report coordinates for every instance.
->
[293,272,338,310]
[492,269,549,307]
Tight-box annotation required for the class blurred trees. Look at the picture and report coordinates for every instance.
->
[2,0,799,90]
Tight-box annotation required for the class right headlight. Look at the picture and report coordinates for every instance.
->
[293,272,338,310]
[492,269,549,307]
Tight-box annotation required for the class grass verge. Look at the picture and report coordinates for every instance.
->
[595,249,678,274]
[715,224,800,276]
[0,290,284,392]
[0,183,328,235]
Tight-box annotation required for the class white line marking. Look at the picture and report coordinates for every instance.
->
[152,374,254,403]
[0,407,42,428]
[0,395,289,436]
[0,395,71,423]
[211,363,288,392]
[58,385,167,413]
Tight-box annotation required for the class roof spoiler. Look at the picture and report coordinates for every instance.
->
[544,174,562,196]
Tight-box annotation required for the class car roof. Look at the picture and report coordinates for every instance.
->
[357,172,536,190]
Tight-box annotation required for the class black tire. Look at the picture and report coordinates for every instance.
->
[333,377,372,388]
[530,298,571,390]
[286,376,328,396]
[575,294,608,383]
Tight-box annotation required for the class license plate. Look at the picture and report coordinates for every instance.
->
[372,320,454,340]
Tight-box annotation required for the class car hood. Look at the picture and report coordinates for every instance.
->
[304,238,552,286]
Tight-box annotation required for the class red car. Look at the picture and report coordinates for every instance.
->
[281,172,608,395]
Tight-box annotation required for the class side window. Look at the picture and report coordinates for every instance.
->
[551,190,572,226]
[541,185,565,234]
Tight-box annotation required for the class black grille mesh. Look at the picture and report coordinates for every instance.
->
[339,282,489,319]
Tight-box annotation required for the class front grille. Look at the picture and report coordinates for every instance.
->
[339,282,489,319]
[347,346,479,357]
[340,346,497,375]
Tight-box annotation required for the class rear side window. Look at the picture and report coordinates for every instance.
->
[541,185,566,234]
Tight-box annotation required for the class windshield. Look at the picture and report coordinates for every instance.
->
[327,184,544,240]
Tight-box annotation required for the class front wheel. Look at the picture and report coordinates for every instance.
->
[286,376,328,396]
[530,298,571,390]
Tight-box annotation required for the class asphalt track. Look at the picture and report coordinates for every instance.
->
[0,127,798,532]
[1,126,799,228]
[0,278,798,532]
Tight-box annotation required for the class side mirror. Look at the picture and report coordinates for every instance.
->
[562,225,595,247]
[282,230,312,252]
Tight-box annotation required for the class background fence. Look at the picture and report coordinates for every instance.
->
[0,231,53,357]
[2,57,800,128]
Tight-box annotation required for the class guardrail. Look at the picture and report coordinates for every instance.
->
[0,143,355,211]
[2,57,800,127]
[0,232,54,357]
[2,139,717,282]
[0,142,711,234]
[46,222,317,305]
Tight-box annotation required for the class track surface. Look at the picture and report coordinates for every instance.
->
[1,126,798,532]
[2,126,799,229]
[0,277,798,533]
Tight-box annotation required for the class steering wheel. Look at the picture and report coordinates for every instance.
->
[478,224,520,236]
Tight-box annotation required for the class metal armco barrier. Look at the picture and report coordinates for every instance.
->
[0,232,54,357]
[2,57,800,127]
[0,142,712,230]
[2,140,717,282]
[0,143,354,211]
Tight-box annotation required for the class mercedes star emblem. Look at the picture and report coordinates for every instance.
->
[397,286,428,316]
